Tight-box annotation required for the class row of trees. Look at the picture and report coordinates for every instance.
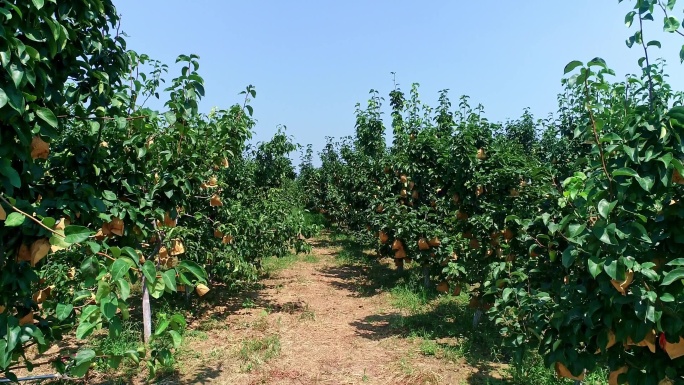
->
[299,2,684,383]
[0,1,314,381]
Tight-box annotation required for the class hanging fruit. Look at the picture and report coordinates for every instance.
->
[164,211,177,228]
[169,239,185,256]
[379,231,389,244]
[418,238,430,250]
[206,176,218,188]
[16,244,31,262]
[673,169,684,185]
[610,270,634,295]
[392,239,404,251]
[109,217,124,236]
[210,194,223,207]
[30,136,50,160]
[195,284,210,297]
[30,239,50,266]
[554,362,585,381]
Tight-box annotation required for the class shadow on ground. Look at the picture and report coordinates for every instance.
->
[312,233,515,385]
[313,236,413,298]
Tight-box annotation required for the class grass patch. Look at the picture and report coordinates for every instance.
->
[262,254,299,277]
[238,335,281,372]
[80,320,143,380]
[197,313,229,331]
[299,302,316,321]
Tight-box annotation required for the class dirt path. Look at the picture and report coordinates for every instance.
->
[175,237,485,385]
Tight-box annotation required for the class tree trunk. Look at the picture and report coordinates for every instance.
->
[142,276,152,344]
[422,265,430,289]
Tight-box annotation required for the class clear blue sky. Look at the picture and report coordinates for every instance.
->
[115,1,684,165]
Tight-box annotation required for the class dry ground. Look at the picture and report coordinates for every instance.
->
[14,235,508,385]
[165,237,504,385]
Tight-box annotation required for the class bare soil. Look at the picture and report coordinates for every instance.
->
[167,238,503,385]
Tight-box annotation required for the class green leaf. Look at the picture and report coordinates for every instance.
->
[107,356,123,369]
[8,64,23,88]
[4,212,25,226]
[169,330,182,349]
[604,259,618,280]
[567,223,586,238]
[116,278,130,301]
[124,350,140,364]
[667,0,677,11]
[177,260,207,282]
[162,270,177,292]
[667,258,684,266]
[102,190,117,200]
[75,348,96,366]
[4,83,23,113]
[41,217,56,228]
[75,321,97,339]
[0,159,21,188]
[36,107,58,129]
[593,223,616,245]
[647,40,662,48]
[70,362,90,378]
[31,0,44,9]
[660,293,676,302]
[155,319,171,336]
[630,222,652,243]
[562,247,576,268]
[101,298,117,320]
[613,167,638,177]
[64,225,92,244]
[588,256,602,278]
[664,16,680,32]
[0,88,8,108]
[597,199,616,219]
[564,60,583,74]
[55,303,73,321]
[86,241,101,254]
[109,316,122,338]
[110,258,132,281]
[120,247,141,267]
[625,11,636,27]
[635,175,655,192]
[142,260,156,283]
[662,268,684,285]
[95,281,110,302]
[151,278,166,299]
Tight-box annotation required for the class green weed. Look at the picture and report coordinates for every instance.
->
[238,335,281,371]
